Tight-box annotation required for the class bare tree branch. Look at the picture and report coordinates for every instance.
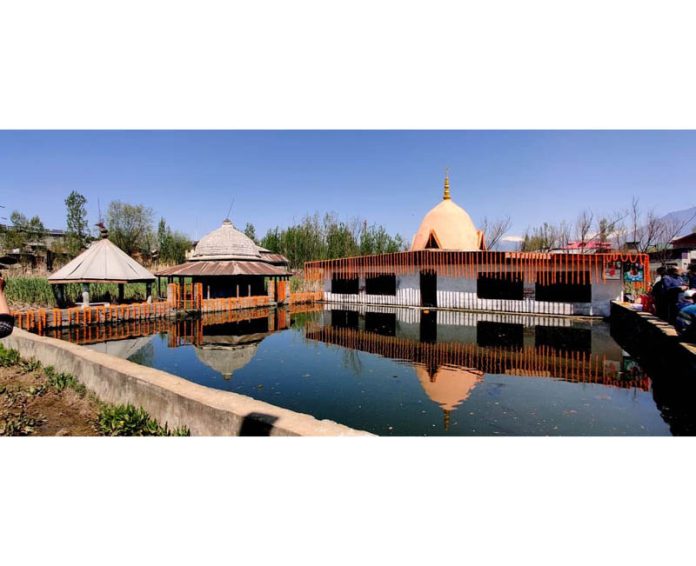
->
[480,215,512,250]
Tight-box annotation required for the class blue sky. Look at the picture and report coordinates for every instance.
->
[1,130,695,242]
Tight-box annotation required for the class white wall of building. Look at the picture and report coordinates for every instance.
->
[323,268,623,318]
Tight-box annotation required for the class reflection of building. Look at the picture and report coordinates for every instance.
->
[415,364,484,430]
[157,219,291,302]
[414,365,483,411]
[305,306,650,393]
[306,175,649,317]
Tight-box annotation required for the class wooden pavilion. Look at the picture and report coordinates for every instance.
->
[157,219,291,304]
[48,226,156,307]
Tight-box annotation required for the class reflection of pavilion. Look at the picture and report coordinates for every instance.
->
[195,331,270,379]
[85,334,156,360]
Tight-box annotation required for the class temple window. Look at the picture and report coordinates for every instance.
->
[365,274,397,296]
[476,272,524,300]
[535,272,591,303]
[331,274,360,294]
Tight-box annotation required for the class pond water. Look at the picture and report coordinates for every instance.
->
[48,306,680,436]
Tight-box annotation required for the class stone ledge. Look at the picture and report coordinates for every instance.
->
[3,329,372,437]
[610,301,696,372]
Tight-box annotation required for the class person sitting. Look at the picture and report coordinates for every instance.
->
[677,289,696,311]
[676,292,696,340]
[662,267,688,322]
[651,266,667,318]
[688,264,696,290]
[0,274,15,338]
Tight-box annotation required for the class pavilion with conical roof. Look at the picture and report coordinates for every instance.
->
[48,225,156,306]
[156,218,290,301]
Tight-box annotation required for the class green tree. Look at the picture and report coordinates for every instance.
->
[1,211,46,251]
[106,201,154,256]
[260,212,406,269]
[156,217,192,264]
[244,223,258,244]
[65,191,89,255]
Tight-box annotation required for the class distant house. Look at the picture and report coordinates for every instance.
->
[0,224,71,271]
[551,240,613,254]
[648,232,696,273]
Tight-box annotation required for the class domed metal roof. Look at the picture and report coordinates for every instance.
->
[191,219,262,261]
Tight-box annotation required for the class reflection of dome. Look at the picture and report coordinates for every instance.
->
[414,364,484,411]
[195,343,260,379]
[411,175,484,251]
[192,219,261,261]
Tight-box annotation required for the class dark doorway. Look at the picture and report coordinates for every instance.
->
[420,310,437,343]
[420,270,437,308]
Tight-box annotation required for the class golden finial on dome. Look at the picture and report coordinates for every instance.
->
[443,169,451,200]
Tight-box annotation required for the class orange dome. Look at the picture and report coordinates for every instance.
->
[411,175,485,251]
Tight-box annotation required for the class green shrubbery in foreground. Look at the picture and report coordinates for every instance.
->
[0,344,190,437]
[97,404,190,436]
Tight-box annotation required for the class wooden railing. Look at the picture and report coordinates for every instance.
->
[11,301,173,332]
[11,290,322,331]
[201,295,271,313]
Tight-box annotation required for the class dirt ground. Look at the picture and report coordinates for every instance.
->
[0,365,100,436]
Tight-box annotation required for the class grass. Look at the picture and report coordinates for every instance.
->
[0,343,190,437]
[289,273,321,293]
[5,277,154,307]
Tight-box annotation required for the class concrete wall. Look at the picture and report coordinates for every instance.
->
[3,329,371,437]
[610,301,696,373]
[323,270,623,317]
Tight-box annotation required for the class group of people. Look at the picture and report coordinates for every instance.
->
[650,264,696,337]
[0,274,14,338]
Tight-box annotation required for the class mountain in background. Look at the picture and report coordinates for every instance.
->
[658,206,696,239]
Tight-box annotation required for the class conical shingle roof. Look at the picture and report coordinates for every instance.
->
[191,219,261,261]
[48,238,155,284]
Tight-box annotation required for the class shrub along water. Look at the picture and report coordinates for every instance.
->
[5,277,153,307]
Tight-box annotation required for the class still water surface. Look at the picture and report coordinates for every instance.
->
[57,306,674,436]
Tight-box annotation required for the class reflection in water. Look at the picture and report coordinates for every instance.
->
[414,365,484,430]
[39,304,692,435]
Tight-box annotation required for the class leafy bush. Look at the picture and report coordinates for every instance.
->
[0,344,21,367]
[0,411,43,436]
[97,404,190,437]
[43,366,86,396]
